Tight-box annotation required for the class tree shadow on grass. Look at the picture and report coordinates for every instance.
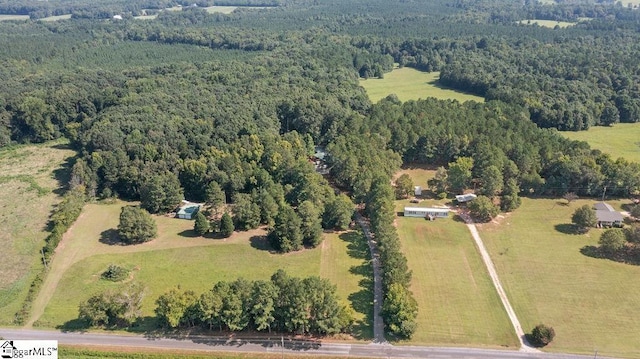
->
[99,228,123,245]
[51,151,76,196]
[554,223,579,235]
[57,318,90,333]
[249,235,274,252]
[177,229,200,238]
[581,245,640,265]
[339,231,374,340]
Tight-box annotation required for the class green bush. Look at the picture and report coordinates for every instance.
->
[530,323,555,346]
[101,265,130,282]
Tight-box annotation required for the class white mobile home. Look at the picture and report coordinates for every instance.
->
[403,206,450,219]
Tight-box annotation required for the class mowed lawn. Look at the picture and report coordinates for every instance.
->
[561,123,640,163]
[360,68,484,104]
[36,202,370,338]
[479,198,640,358]
[0,140,75,325]
[396,216,518,347]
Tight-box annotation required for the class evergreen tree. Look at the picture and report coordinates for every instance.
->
[268,204,303,253]
[219,212,234,238]
[117,206,157,244]
[194,211,210,236]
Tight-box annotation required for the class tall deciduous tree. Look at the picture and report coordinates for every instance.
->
[394,173,414,199]
[599,228,627,256]
[140,172,183,214]
[427,166,448,194]
[155,288,198,329]
[232,193,261,230]
[479,165,503,198]
[117,206,157,244]
[250,280,278,332]
[381,283,418,339]
[571,205,597,233]
[468,195,499,222]
[323,194,354,230]
[447,157,474,193]
[500,178,521,212]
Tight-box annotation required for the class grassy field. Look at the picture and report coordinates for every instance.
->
[34,202,371,339]
[0,14,29,21]
[479,198,640,358]
[360,68,484,104]
[561,123,640,163]
[204,6,239,14]
[61,345,350,359]
[392,167,517,347]
[0,140,75,325]
[396,214,518,347]
[393,166,437,192]
[516,19,576,28]
[39,14,72,21]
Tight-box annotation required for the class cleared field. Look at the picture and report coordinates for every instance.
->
[396,215,518,347]
[320,231,373,339]
[479,198,640,358]
[204,6,238,14]
[0,140,75,325]
[35,202,368,338]
[561,123,640,163]
[360,68,484,104]
[0,14,29,21]
[39,14,71,21]
[394,166,436,192]
[517,19,576,28]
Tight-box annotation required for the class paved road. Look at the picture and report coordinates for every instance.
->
[0,328,615,359]
[457,211,536,351]
[354,212,386,344]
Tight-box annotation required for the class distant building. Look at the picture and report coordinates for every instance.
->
[176,201,201,220]
[455,193,477,203]
[594,202,623,227]
[403,206,449,220]
[414,186,422,196]
[112,14,123,20]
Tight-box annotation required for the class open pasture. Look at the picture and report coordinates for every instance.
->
[517,19,576,28]
[561,123,640,163]
[34,202,371,339]
[0,140,75,325]
[0,14,29,21]
[479,198,640,358]
[396,214,518,347]
[360,68,484,104]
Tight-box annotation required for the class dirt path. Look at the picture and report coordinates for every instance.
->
[26,202,266,327]
[457,211,538,352]
[354,213,387,344]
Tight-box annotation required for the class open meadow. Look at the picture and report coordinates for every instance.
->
[360,68,484,104]
[393,168,518,347]
[561,123,640,163]
[34,202,372,338]
[0,140,75,325]
[479,198,640,358]
[516,19,576,28]
[0,14,29,21]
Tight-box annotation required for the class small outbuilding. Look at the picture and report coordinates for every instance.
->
[176,201,202,220]
[414,186,422,196]
[594,202,623,227]
[455,193,477,203]
[403,206,450,219]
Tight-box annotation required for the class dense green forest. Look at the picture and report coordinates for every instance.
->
[3,0,640,336]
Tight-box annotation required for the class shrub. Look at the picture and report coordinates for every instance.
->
[101,264,130,282]
[530,324,555,346]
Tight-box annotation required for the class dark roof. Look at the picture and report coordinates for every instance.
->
[594,202,615,212]
[596,210,623,223]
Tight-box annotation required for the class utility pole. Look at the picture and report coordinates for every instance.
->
[602,186,607,201]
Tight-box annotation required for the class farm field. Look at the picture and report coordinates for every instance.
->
[34,202,371,338]
[396,214,518,347]
[0,140,75,325]
[393,168,518,347]
[516,19,576,28]
[479,198,640,358]
[39,14,72,21]
[0,14,29,21]
[360,68,484,104]
[561,123,640,163]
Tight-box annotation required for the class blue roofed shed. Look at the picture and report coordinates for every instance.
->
[177,202,201,220]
